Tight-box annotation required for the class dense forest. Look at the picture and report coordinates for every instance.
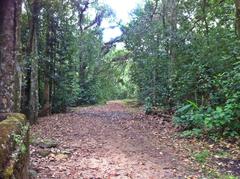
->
[1,0,239,137]
[0,0,240,178]
[124,0,240,138]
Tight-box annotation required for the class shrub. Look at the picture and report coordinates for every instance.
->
[174,62,240,138]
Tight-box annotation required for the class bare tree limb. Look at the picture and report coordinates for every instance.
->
[83,10,105,30]
[101,36,123,55]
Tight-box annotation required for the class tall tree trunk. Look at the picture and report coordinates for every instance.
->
[27,0,40,124]
[0,0,21,114]
[40,12,52,116]
[161,0,177,96]
[235,0,240,37]
[29,42,39,124]
[41,76,50,115]
[152,66,157,106]
[162,0,177,62]
[202,0,209,40]
[169,0,177,62]
[14,0,23,112]
[79,58,87,92]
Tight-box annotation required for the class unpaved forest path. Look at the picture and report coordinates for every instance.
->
[30,101,200,179]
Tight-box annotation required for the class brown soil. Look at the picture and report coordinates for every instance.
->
[30,101,203,179]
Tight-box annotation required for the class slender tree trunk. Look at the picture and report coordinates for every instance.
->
[0,0,21,113]
[169,0,177,62]
[79,58,87,91]
[152,66,156,106]
[41,77,50,115]
[202,0,209,40]
[40,12,52,116]
[162,0,177,62]
[27,0,40,124]
[29,45,39,124]
[161,0,177,97]
[14,0,23,112]
[235,0,240,37]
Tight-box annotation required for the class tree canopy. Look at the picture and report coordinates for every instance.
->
[0,0,239,137]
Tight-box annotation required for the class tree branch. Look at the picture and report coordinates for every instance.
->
[83,10,105,30]
[101,36,123,55]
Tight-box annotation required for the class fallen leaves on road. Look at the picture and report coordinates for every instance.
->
[30,101,239,179]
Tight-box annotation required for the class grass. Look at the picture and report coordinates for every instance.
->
[206,169,239,179]
[193,150,210,164]
[121,99,141,107]
[180,129,203,138]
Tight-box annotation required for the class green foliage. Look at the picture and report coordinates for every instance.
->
[12,124,29,154]
[193,150,210,164]
[180,129,202,138]
[20,0,134,113]
[218,175,239,179]
[124,0,240,138]
[174,101,204,130]
[174,62,240,137]
[144,97,153,114]
[19,0,240,139]
[13,133,27,154]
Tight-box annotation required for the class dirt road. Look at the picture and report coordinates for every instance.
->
[30,102,198,179]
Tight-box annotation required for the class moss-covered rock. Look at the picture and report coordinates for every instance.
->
[0,113,29,179]
[38,139,58,149]
[38,149,51,157]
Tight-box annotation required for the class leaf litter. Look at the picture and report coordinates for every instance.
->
[30,101,239,178]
